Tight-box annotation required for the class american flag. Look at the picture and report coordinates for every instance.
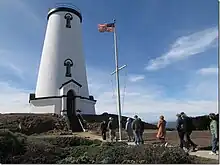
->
[98,23,115,32]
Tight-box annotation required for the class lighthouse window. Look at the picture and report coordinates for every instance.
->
[64,59,73,77]
[64,13,73,28]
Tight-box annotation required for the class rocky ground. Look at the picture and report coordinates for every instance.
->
[0,113,218,164]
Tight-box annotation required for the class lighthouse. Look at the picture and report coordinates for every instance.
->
[29,5,96,119]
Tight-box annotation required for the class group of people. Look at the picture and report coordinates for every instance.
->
[100,115,145,144]
[100,115,150,145]
[100,117,117,141]
[176,112,198,152]
[125,115,167,146]
[100,112,219,155]
[176,112,218,155]
[125,115,145,145]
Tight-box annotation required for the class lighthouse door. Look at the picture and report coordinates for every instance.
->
[66,90,83,132]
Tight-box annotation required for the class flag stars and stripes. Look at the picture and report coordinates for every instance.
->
[98,23,115,32]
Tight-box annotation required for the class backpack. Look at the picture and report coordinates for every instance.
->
[132,119,141,131]
[188,117,196,131]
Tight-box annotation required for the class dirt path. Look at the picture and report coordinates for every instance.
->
[189,150,219,160]
[31,131,104,141]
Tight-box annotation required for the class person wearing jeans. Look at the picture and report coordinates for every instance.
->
[134,130,141,145]
[139,118,144,144]
[107,117,117,142]
[209,113,218,155]
[125,118,134,142]
[100,120,107,140]
[176,114,186,149]
[181,112,198,152]
[132,115,141,145]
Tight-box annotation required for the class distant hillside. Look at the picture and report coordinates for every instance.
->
[0,113,158,135]
[82,112,157,129]
[160,114,219,131]
[1,112,217,132]
[164,121,177,129]
[192,114,219,130]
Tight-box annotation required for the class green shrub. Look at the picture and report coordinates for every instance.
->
[42,136,102,147]
[0,129,213,164]
[58,143,195,164]
[0,114,68,135]
[0,129,26,163]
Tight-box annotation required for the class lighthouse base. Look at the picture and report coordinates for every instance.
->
[29,79,96,132]
[28,96,96,132]
[29,96,96,115]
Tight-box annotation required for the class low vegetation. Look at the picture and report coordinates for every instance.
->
[0,113,218,164]
[1,129,217,164]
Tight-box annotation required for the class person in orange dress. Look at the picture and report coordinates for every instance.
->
[156,115,167,146]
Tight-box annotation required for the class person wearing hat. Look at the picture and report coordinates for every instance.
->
[125,118,134,142]
[107,117,117,142]
[181,112,198,151]
[209,113,218,155]
[176,113,186,149]
[132,115,141,145]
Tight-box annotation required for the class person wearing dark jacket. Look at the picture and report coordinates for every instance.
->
[100,121,107,140]
[180,112,198,151]
[176,114,186,149]
[132,115,141,145]
[107,117,117,142]
[139,118,144,144]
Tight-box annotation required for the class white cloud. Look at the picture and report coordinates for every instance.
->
[75,67,217,122]
[145,27,218,71]
[128,74,145,82]
[0,81,31,114]
[0,63,217,122]
[184,67,217,101]
[197,66,218,75]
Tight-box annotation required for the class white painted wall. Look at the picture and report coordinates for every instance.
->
[80,99,96,114]
[35,9,90,99]
[31,79,96,115]
[30,98,61,114]
[30,97,95,115]
[59,81,96,114]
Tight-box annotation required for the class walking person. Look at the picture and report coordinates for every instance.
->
[100,120,107,140]
[156,115,167,146]
[139,118,145,144]
[176,114,186,150]
[125,118,134,142]
[180,112,198,152]
[132,115,141,145]
[107,117,117,142]
[209,113,219,155]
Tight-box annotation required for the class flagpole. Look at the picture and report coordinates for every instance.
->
[113,19,122,141]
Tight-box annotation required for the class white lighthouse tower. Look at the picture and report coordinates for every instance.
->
[29,5,96,118]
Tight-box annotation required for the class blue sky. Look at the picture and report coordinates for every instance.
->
[0,0,218,122]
